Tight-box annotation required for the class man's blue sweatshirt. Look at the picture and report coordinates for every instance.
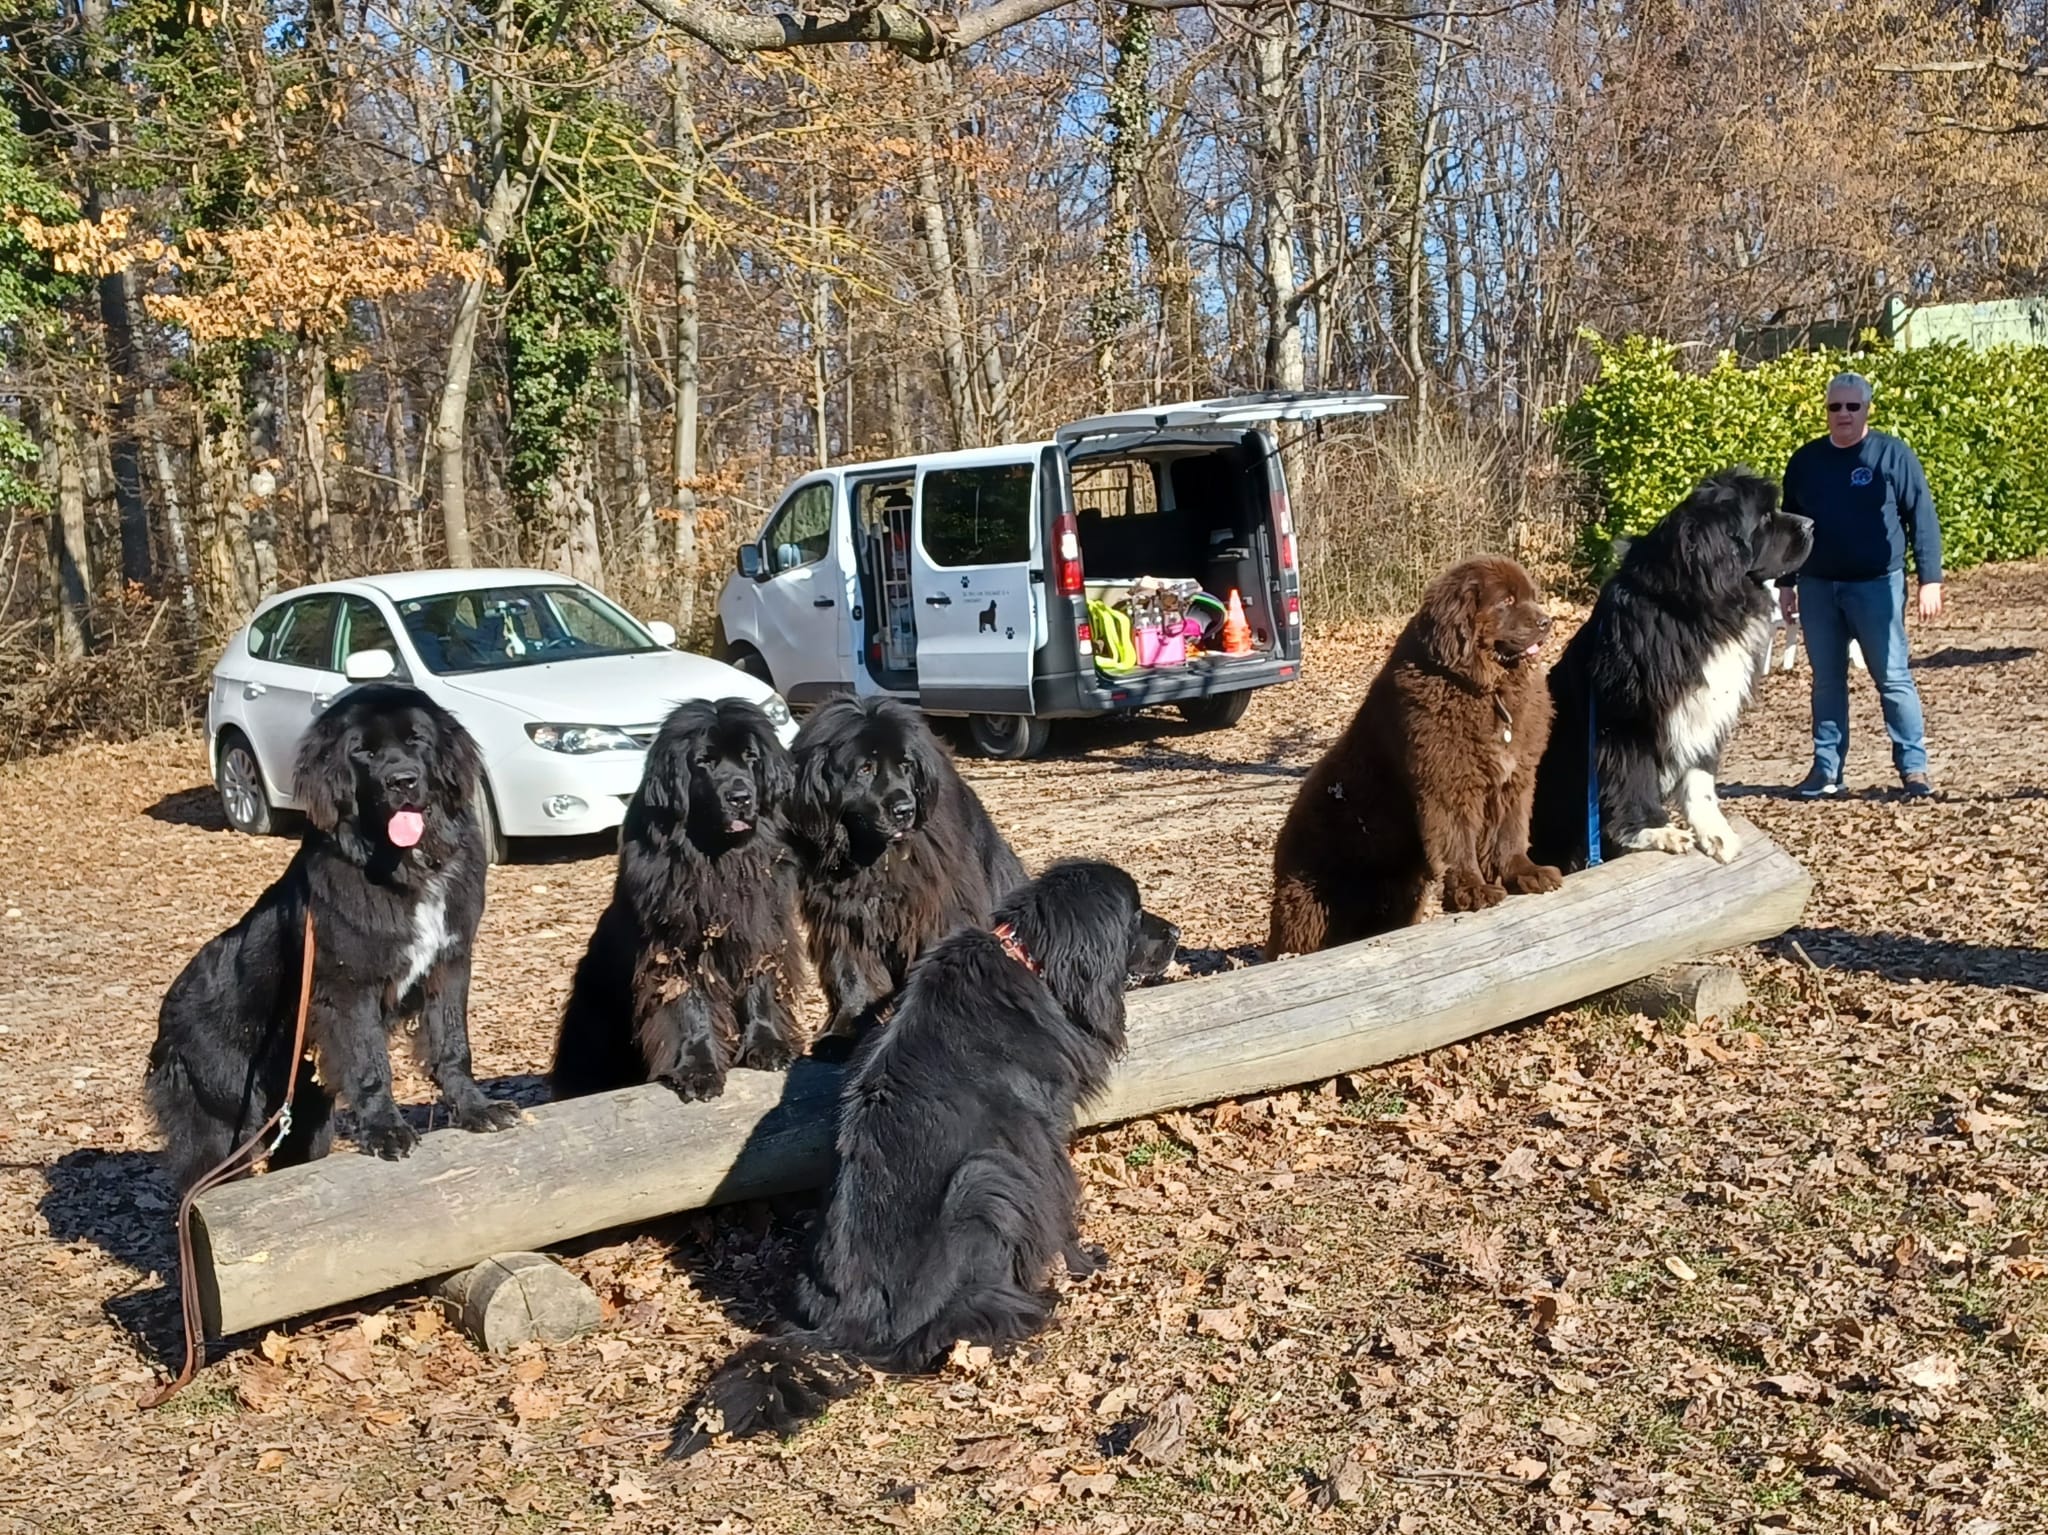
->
[1781,429,1943,586]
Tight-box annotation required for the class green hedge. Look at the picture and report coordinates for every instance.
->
[1552,332,2048,574]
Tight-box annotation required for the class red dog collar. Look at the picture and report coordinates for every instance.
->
[992,922,1041,975]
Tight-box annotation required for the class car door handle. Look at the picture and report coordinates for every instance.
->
[813,598,835,608]
[925,595,952,607]
[243,682,266,699]
[312,693,333,709]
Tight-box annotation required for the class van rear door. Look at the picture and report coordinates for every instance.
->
[910,456,1040,714]
[1053,390,1404,449]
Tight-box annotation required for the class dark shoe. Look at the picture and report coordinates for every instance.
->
[1794,766,1842,799]
[1900,771,1935,799]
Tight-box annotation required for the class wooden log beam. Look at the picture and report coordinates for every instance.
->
[190,817,1809,1337]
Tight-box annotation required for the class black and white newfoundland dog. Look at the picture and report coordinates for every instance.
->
[784,695,1027,1058]
[550,698,806,1102]
[145,685,517,1192]
[1530,468,1813,871]
[671,859,1180,1454]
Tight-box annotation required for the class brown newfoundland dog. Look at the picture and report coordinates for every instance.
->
[1266,555,1562,956]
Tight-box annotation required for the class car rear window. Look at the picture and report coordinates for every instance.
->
[920,463,1034,567]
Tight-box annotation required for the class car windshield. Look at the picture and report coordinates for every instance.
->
[394,585,657,675]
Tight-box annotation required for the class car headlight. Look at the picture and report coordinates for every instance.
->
[761,694,792,727]
[526,723,643,754]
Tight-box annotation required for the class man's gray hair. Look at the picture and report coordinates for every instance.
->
[1827,372,1873,405]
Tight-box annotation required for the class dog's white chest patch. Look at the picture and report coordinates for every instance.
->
[1663,624,1765,776]
[395,873,452,998]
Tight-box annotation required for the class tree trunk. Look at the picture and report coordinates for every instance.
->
[621,311,659,587]
[909,105,978,448]
[808,174,833,468]
[543,453,604,588]
[940,67,1013,442]
[37,400,92,660]
[671,51,702,641]
[434,2,531,569]
[145,385,199,636]
[1251,16,1307,396]
[1091,7,1151,412]
[298,336,336,579]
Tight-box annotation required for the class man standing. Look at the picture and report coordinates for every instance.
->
[1779,372,1943,799]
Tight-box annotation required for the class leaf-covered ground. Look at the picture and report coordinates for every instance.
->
[1,563,2043,1535]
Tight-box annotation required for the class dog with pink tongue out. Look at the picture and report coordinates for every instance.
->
[145,684,518,1192]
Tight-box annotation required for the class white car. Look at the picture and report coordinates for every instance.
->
[207,568,796,860]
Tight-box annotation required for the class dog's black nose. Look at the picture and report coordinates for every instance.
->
[385,769,421,796]
[725,789,756,814]
[883,792,916,824]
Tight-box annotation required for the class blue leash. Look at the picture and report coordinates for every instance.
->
[1584,686,1603,868]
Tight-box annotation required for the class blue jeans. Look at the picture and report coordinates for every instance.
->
[1799,571,1928,779]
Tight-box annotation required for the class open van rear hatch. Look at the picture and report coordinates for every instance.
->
[1055,390,1404,450]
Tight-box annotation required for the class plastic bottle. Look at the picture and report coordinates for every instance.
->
[1132,584,1162,667]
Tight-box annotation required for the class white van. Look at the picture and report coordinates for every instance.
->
[714,392,1400,757]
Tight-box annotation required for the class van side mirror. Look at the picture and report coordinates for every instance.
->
[344,648,398,682]
[646,620,678,647]
[736,544,765,580]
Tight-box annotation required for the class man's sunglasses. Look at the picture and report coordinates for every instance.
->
[1827,401,1865,413]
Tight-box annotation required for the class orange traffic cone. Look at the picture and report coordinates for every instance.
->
[1221,589,1253,654]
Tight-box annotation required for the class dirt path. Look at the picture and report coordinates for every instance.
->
[1,564,2043,1534]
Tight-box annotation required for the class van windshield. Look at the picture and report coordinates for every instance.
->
[395,585,657,674]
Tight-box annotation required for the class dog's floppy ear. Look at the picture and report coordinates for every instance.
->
[424,703,484,811]
[783,715,846,851]
[294,701,358,833]
[638,709,700,820]
[749,711,795,809]
[1009,860,1139,1047]
[902,711,948,810]
[1421,566,1481,676]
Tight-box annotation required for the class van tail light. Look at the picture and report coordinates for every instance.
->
[1075,620,1093,657]
[1270,487,1296,572]
[1287,594,1301,626]
[1053,510,1085,596]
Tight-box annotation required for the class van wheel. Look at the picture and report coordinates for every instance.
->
[968,714,1052,760]
[726,644,773,690]
[1179,692,1252,731]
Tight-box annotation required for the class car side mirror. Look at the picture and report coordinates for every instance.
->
[736,544,765,580]
[344,648,398,682]
[646,620,678,647]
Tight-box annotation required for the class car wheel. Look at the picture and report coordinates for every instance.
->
[1178,691,1252,731]
[474,778,510,866]
[967,713,1052,760]
[215,729,274,836]
[726,645,774,689]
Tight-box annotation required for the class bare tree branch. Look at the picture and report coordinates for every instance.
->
[1912,116,2048,136]
[630,0,1525,59]
[1872,57,2048,80]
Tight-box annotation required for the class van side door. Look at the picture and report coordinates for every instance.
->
[910,458,1037,714]
[744,479,851,702]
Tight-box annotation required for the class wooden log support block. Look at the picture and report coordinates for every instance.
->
[189,816,1809,1337]
[1603,963,1750,1025]
[435,1252,601,1353]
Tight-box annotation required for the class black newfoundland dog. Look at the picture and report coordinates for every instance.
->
[550,698,806,1102]
[1530,468,1813,871]
[784,695,1027,1057]
[671,859,1180,1454]
[145,685,517,1192]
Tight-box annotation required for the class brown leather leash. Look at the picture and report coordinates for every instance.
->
[143,907,317,1408]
